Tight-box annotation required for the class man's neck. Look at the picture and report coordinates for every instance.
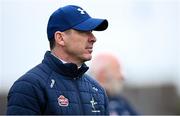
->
[51,49,82,67]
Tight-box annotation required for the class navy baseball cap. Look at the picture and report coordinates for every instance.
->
[47,5,108,40]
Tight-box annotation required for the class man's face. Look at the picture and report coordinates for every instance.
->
[63,29,96,63]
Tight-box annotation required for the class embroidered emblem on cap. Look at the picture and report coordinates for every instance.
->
[58,95,69,107]
[77,8,85,14]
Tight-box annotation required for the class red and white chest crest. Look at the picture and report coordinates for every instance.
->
[58,95,69,107]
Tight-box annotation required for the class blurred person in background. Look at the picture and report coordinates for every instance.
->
[90,53,139,115]
[6,5,109,115]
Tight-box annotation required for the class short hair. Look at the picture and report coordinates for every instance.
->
[49,38,55,50]
[49,30,72,50]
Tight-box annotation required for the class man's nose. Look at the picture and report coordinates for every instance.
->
[88,32,96,43]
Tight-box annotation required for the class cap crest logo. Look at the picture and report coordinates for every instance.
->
[77,8,85,14]
[58,95,69,107]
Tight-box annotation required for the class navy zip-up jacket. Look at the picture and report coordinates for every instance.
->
[7,51,109,115]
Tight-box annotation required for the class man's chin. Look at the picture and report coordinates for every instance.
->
[83,54,92,61]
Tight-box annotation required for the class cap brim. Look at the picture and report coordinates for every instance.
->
[72,18,108,31]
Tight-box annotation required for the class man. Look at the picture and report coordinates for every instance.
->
[90,53,138,115]
[6,5,109,115]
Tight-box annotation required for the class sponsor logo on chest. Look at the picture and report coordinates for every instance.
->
[58,95,69,107]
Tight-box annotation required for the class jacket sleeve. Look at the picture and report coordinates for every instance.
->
[6,76,46,115]
[104,90,110,115]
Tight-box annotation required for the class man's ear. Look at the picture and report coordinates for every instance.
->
[54,31,65,46]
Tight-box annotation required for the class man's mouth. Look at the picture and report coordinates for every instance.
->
[86,47,93,53]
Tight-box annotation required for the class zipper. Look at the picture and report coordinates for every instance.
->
[73,77,84,114]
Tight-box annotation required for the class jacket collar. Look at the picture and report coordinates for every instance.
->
[42,51,89,79]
